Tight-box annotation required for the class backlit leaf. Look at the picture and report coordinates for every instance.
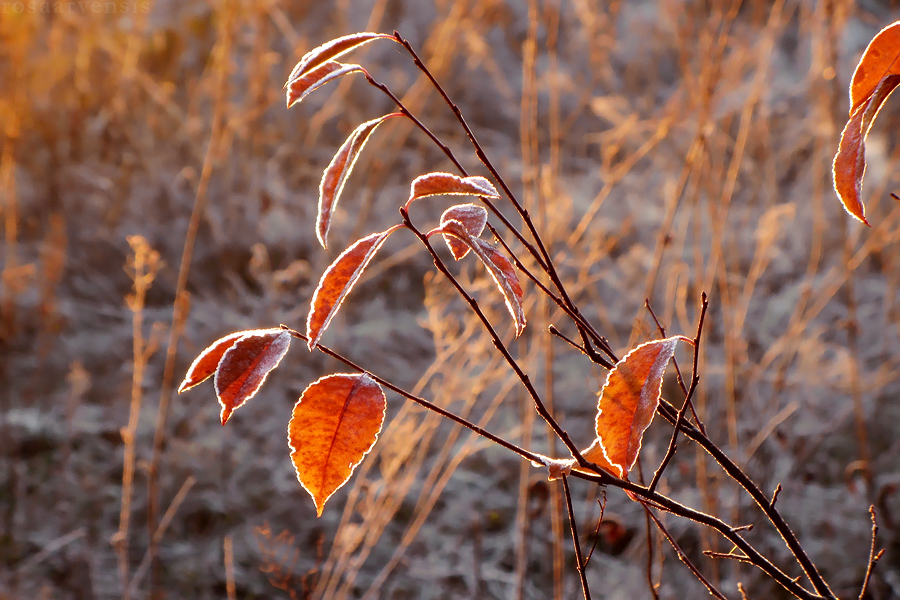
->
[213,329,292,425]
[833,74,900,225]
[582,336,689,479]
[850,21,900,114]
[408,172,499,205]
[307,226,402,349]
[178,331,246,394]
[439,204,488,260]
[318,114,399,249]
[285,32,394,88]
[286,61,364,108]
[288,373,386,517]
[438,219,525,336]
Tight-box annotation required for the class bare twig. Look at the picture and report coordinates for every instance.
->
[649,292,708,493]
[582,494,607,568]
[562,475,591,600]
[644,507,728,600]
[858,506,885,600]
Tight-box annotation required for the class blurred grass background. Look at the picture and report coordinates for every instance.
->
[3,0,900,598]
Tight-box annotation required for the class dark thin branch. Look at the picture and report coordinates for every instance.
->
[400,208,594,468]
[391,31,617,364]
[562,476,591,600]
[859,506,885,600]
[704,551,755,565]
[278,325,545,466]
[644,507,728,600]
[645,298,704,431]
[649,292,708,493]
[582,494,607,568]
[549,325,588,354]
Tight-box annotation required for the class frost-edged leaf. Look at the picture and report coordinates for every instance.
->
[307,226,402,349]
[583,336,689,479]
[288,373,386,517]
[850,21,900,114]
[286,32,394,88]
[286,61,364,108]
[439,219,525,336]
[833,74,900,225]
[178,331,247,394]
[213,329,292,425]
[318,114,399,249]
[439,204,488,260]
[408,172,499,205]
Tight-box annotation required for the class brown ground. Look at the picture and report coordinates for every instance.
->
[2,1,900,599]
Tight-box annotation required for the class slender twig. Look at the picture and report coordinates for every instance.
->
[278,325,546,466]
[391,31,617,364]
[704,550,755,564]
[549,325,588,354]
[771,484,783,507]
[858,506,885,600]
[401,208,592,466]
[644,508,728,600]
[649,293,708,493]
[562,476,591,600]
[489,224,614,369]
[582,494,607,568]
[645,298,704,430]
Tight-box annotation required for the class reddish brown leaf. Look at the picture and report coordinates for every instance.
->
[318,114,399,249]
[850,21,900,114]
[285,32,394,88]
[833,74,900,225]
[213,329,292,425]
[582,336,689,479]
[288,373,386,517]
[178,331,247,394]
[408,172,499,205]
[307,226,402,350]
[439,220,525,336]
[439,204,488,260]
[286,61,364,108]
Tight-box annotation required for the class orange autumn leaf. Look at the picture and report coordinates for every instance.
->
[285,32,394,89]
[439,204,488,260]
[288,373,386,517]
[438,219,526,336]
[286,61,365,108]
[178,331,247,394]
[318,114,400,249]
[582,336,689,479]
[407,172,499,207]
[214,329,292,425]
[307,226,402,349]
[850,21,900,114]
[833,74,900,225]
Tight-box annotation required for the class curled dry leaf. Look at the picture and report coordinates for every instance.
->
[834,75,900,225]
[286,61,364,108]
[408,172,499,206]
[582,336,689,479]
[318,114,399,249]
[307,226,402,350]
[834,20,900,226]
[439,219,525,336]
[178,331,247,394]
[439,204,488,260]
[286,32,394,89]
[214,329,292,425]
[288,373,386,517]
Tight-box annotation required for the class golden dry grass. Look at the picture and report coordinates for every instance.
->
[2,0,900,598]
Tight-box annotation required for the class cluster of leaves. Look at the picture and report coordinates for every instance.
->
[173,22,896,599]
[178,33,687,518]
[834,20,900,225]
